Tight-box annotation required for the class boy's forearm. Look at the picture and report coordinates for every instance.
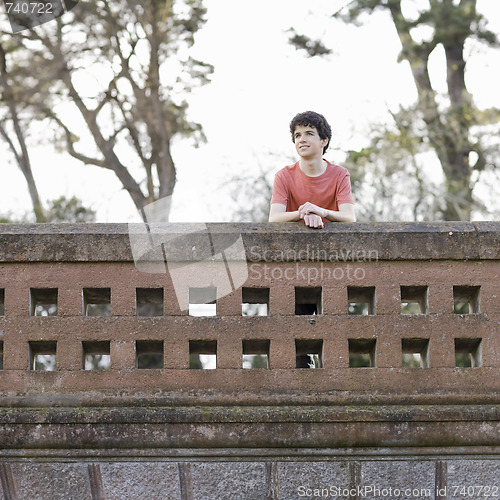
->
[268,210,302,222]
[323,209,356,223]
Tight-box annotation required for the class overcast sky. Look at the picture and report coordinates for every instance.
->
[2,0,500,222]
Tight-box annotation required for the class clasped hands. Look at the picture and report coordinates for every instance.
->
[298,202,327,229]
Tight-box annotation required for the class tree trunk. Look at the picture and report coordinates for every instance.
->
[0,43,46,222]
[388,0,475,220]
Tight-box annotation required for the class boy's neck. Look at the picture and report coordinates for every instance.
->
[299,157,327,177]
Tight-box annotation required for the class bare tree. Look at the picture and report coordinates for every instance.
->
[1,0,212,221]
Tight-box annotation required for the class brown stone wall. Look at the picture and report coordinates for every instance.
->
[0,223,499,498]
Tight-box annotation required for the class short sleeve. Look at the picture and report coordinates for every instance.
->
[270,170,289,206]
[336,172,354,205]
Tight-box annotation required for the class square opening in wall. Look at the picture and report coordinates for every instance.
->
[402,338,430,368]
[0,289,4,316]
[82,341,111,370]
[455,338,482,368]
[29,341,57,371]
[348,286,375,315]
[136,340,164,369]
[349,339,376,368]
[136,288,164,317]
[400,286,428,314]
[242,339,270,369]
[295,339,323,368]
[30,288,58,316]
[242,287,269,316]
[295,287,322,315]
[453,286,480,314]
[189,340,217,369]
[188,287,217,316]
[83,288,111,317]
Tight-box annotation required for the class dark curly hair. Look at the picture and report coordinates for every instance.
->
[289,111,332,154]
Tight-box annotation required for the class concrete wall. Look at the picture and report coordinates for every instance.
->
[0,223,499,499]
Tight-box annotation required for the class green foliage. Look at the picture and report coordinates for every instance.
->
[243,354,269,369]
[44,196,97,223]
[348,302,369,315]
[0,196,96,223]
[348,352,372,368]
[137,353,164,369]
[402,353,424,368]
[33,354,56,371]
[189,354,205,369]
[288,29,332,57]
[337,0,388,22]
[345,108,444,221]
[84,354,111,371]
[455,352,472,368]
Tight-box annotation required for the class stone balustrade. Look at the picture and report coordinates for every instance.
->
[0,222,499,498]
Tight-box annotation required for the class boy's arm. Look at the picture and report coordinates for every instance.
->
[269,203,325,228]
[324,203,356,222]
[268,203,301,222]
[298,202,356,223]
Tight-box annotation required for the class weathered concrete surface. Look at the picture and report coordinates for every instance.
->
[1,222,500,262]
[1,460,500,499]
[1,405,500,452]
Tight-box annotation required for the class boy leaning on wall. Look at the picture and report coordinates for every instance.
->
[269,111,356,228]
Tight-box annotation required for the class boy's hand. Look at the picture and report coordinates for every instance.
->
[303,213,324,229]
[298,202,327,220]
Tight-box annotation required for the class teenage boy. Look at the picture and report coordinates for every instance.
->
[269,111,355,228]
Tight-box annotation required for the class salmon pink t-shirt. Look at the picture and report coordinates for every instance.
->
[270,160,354,220]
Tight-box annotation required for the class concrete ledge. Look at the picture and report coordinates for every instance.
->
[1,406,500,452]
[2,405,500,424]
[1,222,500,262]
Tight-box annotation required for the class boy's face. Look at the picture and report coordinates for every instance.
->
[293,125,328,158]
